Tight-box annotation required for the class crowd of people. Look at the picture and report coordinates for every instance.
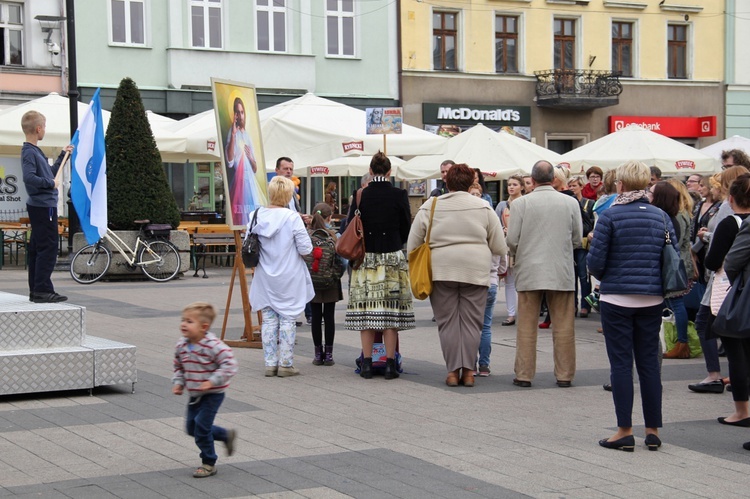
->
[239,149,750,455]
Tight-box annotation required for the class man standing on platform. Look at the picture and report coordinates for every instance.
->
[506,160,582,388]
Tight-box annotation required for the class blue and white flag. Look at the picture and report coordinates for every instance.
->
[71,88,107,245]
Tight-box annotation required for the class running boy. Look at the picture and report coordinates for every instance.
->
[173,302,238,478]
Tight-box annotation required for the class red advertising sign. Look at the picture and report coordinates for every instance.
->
[608,116,716,138]
[342,141,364,154]
[309,166,330,175]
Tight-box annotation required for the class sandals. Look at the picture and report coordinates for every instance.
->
[501,318,515,326]
[193,464,217,478]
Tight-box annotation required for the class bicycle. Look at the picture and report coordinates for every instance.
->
[70,220,181,284]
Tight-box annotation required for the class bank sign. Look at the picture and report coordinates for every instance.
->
[423,103,531,127]
[609,116,716,138]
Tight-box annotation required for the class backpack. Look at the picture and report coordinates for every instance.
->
[303,229,343,290]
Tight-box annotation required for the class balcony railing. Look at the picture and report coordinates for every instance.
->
[534,69,623,110]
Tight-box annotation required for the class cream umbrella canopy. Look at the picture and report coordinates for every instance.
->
[295,154,405,178]
[560,124,720,174]
[396,123,561,180]
[259,93,446,171]
[699,135,750,161]
[161,109,221,163]
[0,93,186,160]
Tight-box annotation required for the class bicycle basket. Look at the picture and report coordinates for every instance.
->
[145,224,172,240]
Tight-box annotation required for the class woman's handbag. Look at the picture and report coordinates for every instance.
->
[661,212,688,295]
[712,273,750,339]
[335,189,365,269]
[710,267,732,315]
[408,197,437,300]
[242,208,261,268]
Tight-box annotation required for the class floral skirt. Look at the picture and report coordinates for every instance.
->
[344,251,415,331]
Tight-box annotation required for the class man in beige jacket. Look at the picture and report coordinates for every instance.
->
[506,161,583,388]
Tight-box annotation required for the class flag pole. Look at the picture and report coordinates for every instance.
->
[55,150,71,183]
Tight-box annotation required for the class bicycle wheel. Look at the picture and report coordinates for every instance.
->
[70,243,112,284]
[138,240,180,282]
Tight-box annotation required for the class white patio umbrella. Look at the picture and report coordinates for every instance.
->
[700,135,750,160]
[0,93,185,160]
[259,93,446,171]
[161,109,221,163]
[396,123,561,180]
[560,124,720,174]
[296,154,405,178]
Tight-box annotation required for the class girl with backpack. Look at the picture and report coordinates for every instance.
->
[308,203,343,366]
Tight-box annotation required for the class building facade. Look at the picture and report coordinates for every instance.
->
[400,0,726,160]
[74,0,399,115]
[0,1,67,107]
[725,0,750,137]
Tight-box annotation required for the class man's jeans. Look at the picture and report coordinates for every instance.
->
[479,285,498,367]
[186,392,228,466]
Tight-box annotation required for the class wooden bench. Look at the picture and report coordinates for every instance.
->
[191,231,238,278]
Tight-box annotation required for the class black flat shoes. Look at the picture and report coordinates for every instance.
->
[645,434,662,451]
[599,435,635,452]
[688,380,724,393]
[501,318,515,326]
[718,417,750,427]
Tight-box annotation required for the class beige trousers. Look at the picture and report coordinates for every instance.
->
[514,290,576,382]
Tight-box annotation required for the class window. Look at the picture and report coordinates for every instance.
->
[0,2,23,66]
[257,0,286,52]
[611,21,632,76]
[111,0,145,45]
[667,24,687,79]
[326,0,354,57]
[433,12,457,71]
[495,15,518,73]
[191,0,222,49]
[554,18,575,70]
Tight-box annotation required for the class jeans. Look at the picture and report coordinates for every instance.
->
[695,304,721,373]
[600,301,663,429]
[478,285,498,367]
[665,296,688,343]
[186,392,228,466]
[573,248,591,311]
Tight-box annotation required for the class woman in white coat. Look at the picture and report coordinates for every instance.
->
[249,176,314,377]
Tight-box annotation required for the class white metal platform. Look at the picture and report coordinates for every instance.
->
[0,292,137,396]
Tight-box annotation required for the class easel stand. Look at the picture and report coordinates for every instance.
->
[220,231,262,348]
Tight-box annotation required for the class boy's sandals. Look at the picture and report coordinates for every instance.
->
[193,464,217,478]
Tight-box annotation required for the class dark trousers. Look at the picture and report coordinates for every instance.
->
[695,304,721,373]
[311,302,336,347]
[186,392,228,466]
[27,204,58,295]
[574,248,591,310]
[721,336,750,402]
[601,301,663,429]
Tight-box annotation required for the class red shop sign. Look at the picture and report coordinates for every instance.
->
[608,116,716,138]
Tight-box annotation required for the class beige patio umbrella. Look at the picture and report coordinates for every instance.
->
[295,154,405,178]
[0,93,185,160]
[560,124,720,174]
[699,135,750,161]
[396,123,561,180]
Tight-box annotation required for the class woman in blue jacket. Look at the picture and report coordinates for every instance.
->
[587,160,679,452]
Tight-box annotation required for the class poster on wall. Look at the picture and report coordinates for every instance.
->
[366,107,403,135]
[211,78,268,230]
[0,157,27,218]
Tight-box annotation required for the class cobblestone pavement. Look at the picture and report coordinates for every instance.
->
[0,266,748,498]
